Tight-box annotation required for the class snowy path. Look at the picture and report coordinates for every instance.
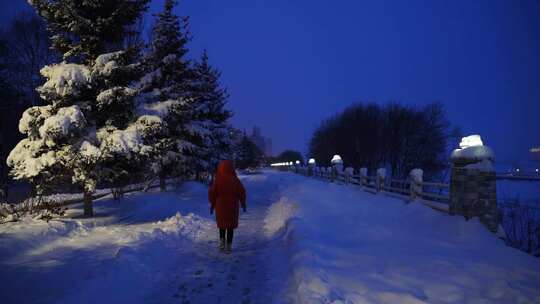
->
[147,174,292,304]
[0,172,293,304]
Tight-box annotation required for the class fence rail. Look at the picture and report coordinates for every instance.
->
[287,165,450,209]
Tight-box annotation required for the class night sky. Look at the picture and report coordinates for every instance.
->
[2,0,539,162]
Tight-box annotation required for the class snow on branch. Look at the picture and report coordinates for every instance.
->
[38,63,91,98]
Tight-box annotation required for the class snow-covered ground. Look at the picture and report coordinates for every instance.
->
[281,174,540,303]
[1,170,540,304]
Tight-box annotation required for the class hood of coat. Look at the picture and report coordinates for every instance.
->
[217,160,237,177]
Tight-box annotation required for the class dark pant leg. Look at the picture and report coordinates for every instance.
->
[226,229,234,244]
[219,229,226,240]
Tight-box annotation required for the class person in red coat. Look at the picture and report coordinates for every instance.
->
[208,160,247,254]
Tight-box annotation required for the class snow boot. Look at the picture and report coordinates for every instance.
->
[225,242,232,254]
[219,238,225,251]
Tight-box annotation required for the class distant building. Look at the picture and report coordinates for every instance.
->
[265,138,273,157]
[249,126,273,156]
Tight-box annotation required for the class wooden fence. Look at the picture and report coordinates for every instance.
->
[288,165,450,212]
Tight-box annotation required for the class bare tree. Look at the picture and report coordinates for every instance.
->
[309,102,454,178]
[0,36,24,201]
[3,11,57,106]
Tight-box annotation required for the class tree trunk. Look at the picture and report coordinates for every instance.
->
[83,191,93,217]
[159,174,166,192]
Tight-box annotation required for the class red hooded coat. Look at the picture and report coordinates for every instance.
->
[208,160,246,229]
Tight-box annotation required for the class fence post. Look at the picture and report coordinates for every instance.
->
[360,167,368,187]
[331,155,343,183]
[376,168,386,192]
[409,168,423,201]
[450,135,499,232]
[345,167,354,184]
[308,159,316,176]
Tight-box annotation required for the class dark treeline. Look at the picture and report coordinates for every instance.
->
[309,103,460,179]
[0,12,58,199]
[272,150,304,164]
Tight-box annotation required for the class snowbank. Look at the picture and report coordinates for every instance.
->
[277,175,540,303]
[0,187,214,304]
[263,197,298,237]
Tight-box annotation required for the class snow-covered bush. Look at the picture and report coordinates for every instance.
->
[0,197,66,224]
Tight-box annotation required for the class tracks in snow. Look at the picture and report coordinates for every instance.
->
[149,175,288,304]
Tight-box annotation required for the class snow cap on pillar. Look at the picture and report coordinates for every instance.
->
[451,135,494,171]
[331,155,343,164]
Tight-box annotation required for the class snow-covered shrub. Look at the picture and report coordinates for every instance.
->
[0,197,66,224]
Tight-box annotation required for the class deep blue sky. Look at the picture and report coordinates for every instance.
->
[3,0,539,162]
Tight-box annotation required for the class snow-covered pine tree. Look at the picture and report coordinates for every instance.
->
[29,0,150,63]
[191,50,233,174]
[234,134,263,170]
[138,0,202,190]
[7,0,154,217]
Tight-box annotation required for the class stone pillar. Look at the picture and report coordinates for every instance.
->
[409,168,423,201]
[450,137,499,232]
[376,168,386,192]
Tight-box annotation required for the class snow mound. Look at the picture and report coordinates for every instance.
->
[150,212,209,240]
[263,197,298,237]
